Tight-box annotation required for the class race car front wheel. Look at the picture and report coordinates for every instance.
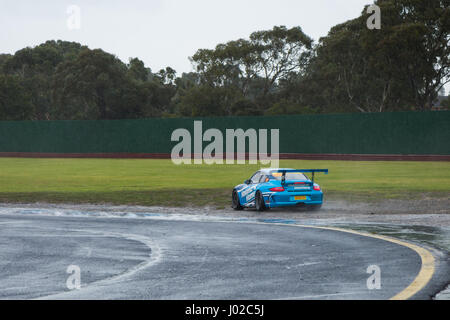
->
[232,190,244,210]
[255,191,267,212]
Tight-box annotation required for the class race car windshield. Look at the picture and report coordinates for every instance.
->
[270,172,308,181]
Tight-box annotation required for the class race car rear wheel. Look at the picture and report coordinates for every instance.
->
[255,191,267,212]
[232,190,244,210]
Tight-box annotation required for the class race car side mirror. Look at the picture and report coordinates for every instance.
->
[244,179,251,185]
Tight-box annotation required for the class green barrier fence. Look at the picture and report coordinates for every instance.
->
[0,111,448,155]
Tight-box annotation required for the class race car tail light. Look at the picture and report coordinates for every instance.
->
[270,187,285,192]
[313,185,321,191]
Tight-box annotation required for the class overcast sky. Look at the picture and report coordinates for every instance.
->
[1,1,446,94]
[0,1,373,69]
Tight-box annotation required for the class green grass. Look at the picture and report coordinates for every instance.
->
[0,158,449,208]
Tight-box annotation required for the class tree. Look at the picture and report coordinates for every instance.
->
[308,18,400,113]
[127,57,151,82]
[0,74,33,120]
[1,4,448,120]
[249,26,313,96]
[52,49,132,119]
[190,26,313,113]
[176,85,226,117]
[302,0,450,112]
[0,54,12,72]
[378,0,450,110]
[156,67,177,85]
[441,96,450,109]
[2,41,86,119]
[191,39,260,95]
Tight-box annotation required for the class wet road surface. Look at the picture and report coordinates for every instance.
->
[0,210,448,300]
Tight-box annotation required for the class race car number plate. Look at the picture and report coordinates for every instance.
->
[294,196,307,201]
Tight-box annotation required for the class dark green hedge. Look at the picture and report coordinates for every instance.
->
[0,111,448,155]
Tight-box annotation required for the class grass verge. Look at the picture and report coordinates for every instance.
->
[0,158,448,208]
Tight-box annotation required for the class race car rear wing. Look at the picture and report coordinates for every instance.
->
[274,169,329,185]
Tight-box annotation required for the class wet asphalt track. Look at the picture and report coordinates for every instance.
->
[0,212,447,300]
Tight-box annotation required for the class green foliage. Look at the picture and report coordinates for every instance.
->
[0,41,176,120]
[189,26,313,113]
[127,57,151,82]
[52,49,128,119]
[0,74,33,120]
[177,85,230,117]
[0,1,448,120]
[441,97,450,109]
[303,0,450,113]
[0,54,12,72]
[264,100,316,115]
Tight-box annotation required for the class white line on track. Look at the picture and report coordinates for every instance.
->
[27,227,163,300]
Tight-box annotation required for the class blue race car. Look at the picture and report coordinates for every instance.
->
[232,168,328,211]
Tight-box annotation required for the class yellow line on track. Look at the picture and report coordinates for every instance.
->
[249,222,436,300]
